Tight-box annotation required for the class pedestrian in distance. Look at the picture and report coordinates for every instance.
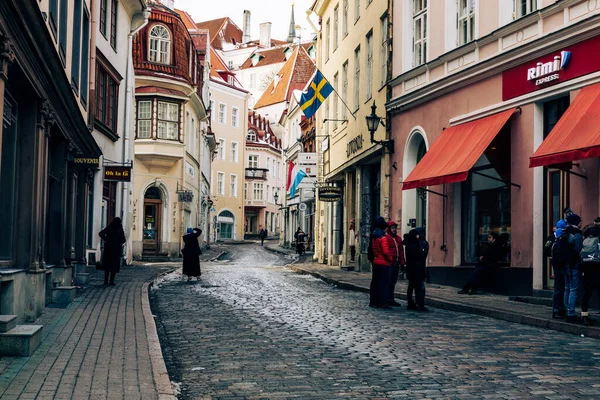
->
[458,232,502,295]
[99,217,126,286]
[259,226,267,246]
[295,227,306,255]
[182,227,202,281]
[367,216,393,309]
[580,217,600,325]
[561,213,584,323]
[348,220,358,262]
[385,221,404,307]
[404,228,428,311]
[550,219,568,319]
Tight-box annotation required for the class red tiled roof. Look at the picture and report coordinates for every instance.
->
[174,9,197,30]
[196,17,243,50]
[239,45,291,69]
[191,29,209,53]
[254,46,316,109]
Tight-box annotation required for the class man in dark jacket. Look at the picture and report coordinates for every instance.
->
[551,219,568,319]
[581,217,600,325]
[259,227,267,246]
[404,229,428,311]
[385,221,405,307]
[458,232,502,295]
[368,216,392,309]
[564,213,584,323]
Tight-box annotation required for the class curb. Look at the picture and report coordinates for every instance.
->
[142,270,178,400]
[287,265,600,339]
[264,245,296,257]
[208,250,227,262]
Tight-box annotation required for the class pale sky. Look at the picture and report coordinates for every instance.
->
[172,0,318,43]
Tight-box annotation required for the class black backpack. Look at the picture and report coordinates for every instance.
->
[552,233,574,264]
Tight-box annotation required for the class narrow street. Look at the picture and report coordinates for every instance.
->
[151,244,600,400]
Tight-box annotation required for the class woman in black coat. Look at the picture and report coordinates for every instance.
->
[99,217,126,285]
[404,229,427,311]
[182,228,202,281]
[458,232,502,295]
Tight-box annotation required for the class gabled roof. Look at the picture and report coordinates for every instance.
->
[239,45,290,69]
[196,17,243,50]
[174,9,197,30]
[209,48,247,92]
[254,46,316,110]
[190,29,209,54]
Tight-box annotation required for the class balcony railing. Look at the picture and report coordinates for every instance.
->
[245,167,268,180]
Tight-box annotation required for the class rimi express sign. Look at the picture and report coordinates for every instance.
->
[502,35,600,100]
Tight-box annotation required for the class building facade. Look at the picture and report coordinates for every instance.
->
[245,111,283,238]
[388,0,600,294]
[312,0,392,270]
[131,2,208,259]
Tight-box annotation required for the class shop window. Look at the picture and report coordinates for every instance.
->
[462,126,511,265]
[0,94,18,260]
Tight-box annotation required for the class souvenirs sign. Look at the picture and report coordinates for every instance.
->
[318,186,342,202]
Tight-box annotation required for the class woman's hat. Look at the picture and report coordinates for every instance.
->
[556,219,567,229]
[555,228,563,238]
[186,227,194,234]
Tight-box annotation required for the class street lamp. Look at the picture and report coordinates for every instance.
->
[274,190,280,206]
[366,102,394,151]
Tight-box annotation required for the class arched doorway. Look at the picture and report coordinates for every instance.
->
[402,131,428,233]
[143,187,162,252]
[218,210,235,240]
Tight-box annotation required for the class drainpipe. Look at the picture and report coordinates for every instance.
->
[121,7,150,241]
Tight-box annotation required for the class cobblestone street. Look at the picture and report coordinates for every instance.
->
[150,243,600,400]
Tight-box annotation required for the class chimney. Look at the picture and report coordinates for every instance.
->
[243,10,251,43]
[259,22,272,48]
[160,0,174,9]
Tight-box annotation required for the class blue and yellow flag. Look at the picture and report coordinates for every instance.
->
[300,70,334,119]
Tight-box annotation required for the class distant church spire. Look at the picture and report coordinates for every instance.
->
[287,3,296,43]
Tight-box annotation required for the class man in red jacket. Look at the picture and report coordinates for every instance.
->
[368,216,393,309]
[386,221,405,306]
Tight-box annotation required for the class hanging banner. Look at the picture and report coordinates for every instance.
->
[104,165,131,182]
[318,186,342,202]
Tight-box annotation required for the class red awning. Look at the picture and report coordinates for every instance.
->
[402,109,515,190]
[530,83,600,168]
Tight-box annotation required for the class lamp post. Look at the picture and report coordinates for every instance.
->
[366,102,394,151]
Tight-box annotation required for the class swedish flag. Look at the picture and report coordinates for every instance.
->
[300,70,334,119]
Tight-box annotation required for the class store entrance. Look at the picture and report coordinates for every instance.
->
[143,187,162,253]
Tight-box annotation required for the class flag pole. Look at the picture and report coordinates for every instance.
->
[318,70,356,120]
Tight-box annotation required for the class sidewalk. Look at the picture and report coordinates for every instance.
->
[285,259,600,339]
[0,265,176,400]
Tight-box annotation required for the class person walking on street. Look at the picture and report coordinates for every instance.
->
[182,228,202,281]
[99,217,126,286]
[550,219,568,319]
[385,221,404,307]
[404,229,428,311]
[368,216,392,309]
[259,227,267,246]
[580,217,600,325]
[458,232,502,295]
[295,228,306,255]
[563,213,584,323]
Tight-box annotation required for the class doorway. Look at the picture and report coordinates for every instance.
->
[143,187,162,253]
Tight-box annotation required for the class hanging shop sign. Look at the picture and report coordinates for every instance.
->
[318,186,342,202]
[104,165,131,182]
[502,35,600,100]
[71,156,100,168]
[346,134,363,157]
[178,191,193,202]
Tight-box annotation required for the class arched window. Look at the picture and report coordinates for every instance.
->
[149,25,171,64]
[219,210,234,219]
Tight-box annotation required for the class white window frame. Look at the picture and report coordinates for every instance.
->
[219,138,226,161]
[230,174,237,197]
[157,101,179,140]
[333,5,339,50]
[244,182,248,199]
[380,16,389,87]
[210,100,215,122]
[353,46,360,111]
[325,19,330,62]
[149,24,171,64]
[458,0,475,46]
[248,154,259,168]
[218,103,227,124]
[514,0,537,19]
[253,182,264,201]
[355,0,360,22]
[413,0,427,67]
[217,172,225,196]
[137,100,152,139]
[267,185,270,203]
[231,107,239,128]
[266,157,270,174]
[247,130,256,141]
[365,31,373,101]
[231,141,238,163]
[333,72,339,130]
[343,0,349,37]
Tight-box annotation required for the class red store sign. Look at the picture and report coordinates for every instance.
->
[502,34,600,101]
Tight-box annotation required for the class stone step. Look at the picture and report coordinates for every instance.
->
[340,266,355,271]
[74,273,91,286]
[509,296,552,307]
[0,315,17,333]
[52,286,76,304]
[0,325,43,356]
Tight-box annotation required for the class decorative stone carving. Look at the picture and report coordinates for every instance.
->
[0,33,15,81]
[37,101,56,130]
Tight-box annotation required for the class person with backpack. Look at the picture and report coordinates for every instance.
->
[563,213,584,323]
[368,216,392,309]
[550,219,568,319]
[580,217,600,325]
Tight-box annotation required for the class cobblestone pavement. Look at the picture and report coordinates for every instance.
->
[0,264,170,400]
[151,244,600,400]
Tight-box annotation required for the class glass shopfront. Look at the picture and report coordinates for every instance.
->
[462,126,511,264]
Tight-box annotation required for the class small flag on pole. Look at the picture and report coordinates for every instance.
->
[300,70,333,119]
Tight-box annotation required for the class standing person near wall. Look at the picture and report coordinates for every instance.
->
[99,217,126,286]
[458,232,502,295]
[182,228,202,281]
[563,213,584,323]
[385,221,404,307]
[367,216,392,309]
[580,217,600,325]
[550,219,568,319]
[348,220,357,262]
[404,229,428,311]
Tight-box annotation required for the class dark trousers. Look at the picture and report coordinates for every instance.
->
[369,264,391,307]
[407,279,425,307]
[464,264,491,290]
[552,265,565,313]
[388,264,400,303]
[104,270,116,284]
[350,246,356,261]
[261,237,265,245]
[582,282,600,313]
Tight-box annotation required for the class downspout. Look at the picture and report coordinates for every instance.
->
[121,7,150,258]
